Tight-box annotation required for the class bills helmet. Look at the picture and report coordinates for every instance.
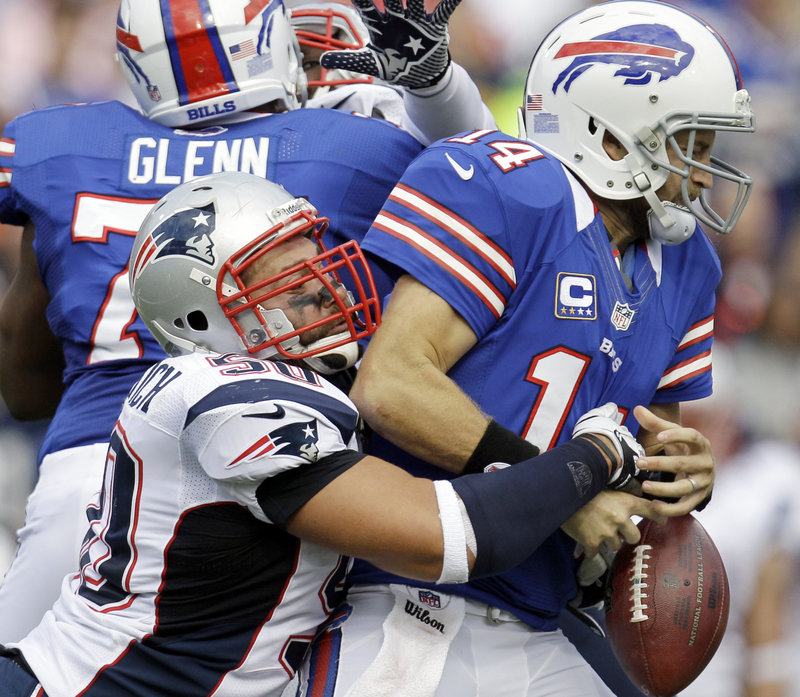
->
[519,0,755,237]
[129,172,381,373]
[116,0,306,127]
[286,1,373,95]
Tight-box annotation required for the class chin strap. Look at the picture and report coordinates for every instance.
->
[647,201,696,246]
[623,153,696,246]
[300,332,361,374]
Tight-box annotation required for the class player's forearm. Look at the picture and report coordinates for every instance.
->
[0,367,63,419]
[0,220,65,418]
[402,63,497,145]
[352,356,488,473]
[288,438,614,584]
[0,314,64,419]
[0,305,64,418]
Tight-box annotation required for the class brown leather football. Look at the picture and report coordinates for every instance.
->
[605,514,729,696]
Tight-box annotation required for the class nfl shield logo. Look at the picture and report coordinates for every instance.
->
[611,301,635,331]
[418,590,441,608]
[147,83,162,102]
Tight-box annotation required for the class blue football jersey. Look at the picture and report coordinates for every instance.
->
[0,101,421,461]
[353,129,721,628]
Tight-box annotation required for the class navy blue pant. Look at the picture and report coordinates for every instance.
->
[0,647,46,696]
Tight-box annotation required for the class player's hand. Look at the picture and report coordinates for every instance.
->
[633,405,715,515]
[572,402,644,492]
[320,0,459,89]
[561,490,665,558]
[569,543,614,609]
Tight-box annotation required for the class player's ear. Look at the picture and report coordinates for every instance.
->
[602,129,627,161]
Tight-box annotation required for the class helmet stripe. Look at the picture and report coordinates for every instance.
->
[161,0,239,106]
[244,0,275,25]
[555,40,681,61]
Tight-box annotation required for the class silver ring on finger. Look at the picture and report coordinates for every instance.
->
[687,476,698,494]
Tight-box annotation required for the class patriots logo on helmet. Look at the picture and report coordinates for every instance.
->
[150,203,217,266]
[552,24,694,93]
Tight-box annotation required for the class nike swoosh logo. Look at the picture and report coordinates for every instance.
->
[445,152,474,181]
[243,405,286,420]
[325,94,353,111]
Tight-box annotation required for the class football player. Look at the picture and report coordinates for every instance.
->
[292,2,757,696]
[0,171,662,697]
[0,0,488,644]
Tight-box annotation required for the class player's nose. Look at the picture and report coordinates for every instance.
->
[317,281,346,308]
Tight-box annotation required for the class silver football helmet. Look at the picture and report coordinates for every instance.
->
[518,0,755,237]
[129,172,380,372]
[116,0,306,127]
[287,1,373,96]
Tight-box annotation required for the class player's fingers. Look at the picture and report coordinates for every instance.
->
[642,471,712,501]
[383,0,405,16]
[351,0,380,16]
[321,50,380,78]
[431,0,463,23]
[638,444,712,474]
[654,426,710,455]
[633,404,680,433]
[629,496,668,525]
[617,517,642,546]
[647,495,703,519]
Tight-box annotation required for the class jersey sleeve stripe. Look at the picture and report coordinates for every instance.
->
[0,138,14,156]
[389,183,516,288]
[0,168,10,187]
[373,212,506,318]
[656,349,712,390]
[677,315,714,349]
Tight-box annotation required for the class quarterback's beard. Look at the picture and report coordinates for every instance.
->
[618,196,653,242]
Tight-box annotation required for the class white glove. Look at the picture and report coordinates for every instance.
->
[320,0,459,88]
[572,402,644,491]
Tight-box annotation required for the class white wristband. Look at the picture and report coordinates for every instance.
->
[433,480,469,584]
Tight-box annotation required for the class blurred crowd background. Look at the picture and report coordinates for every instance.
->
[0,0,799,694]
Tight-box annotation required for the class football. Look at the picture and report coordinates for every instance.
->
[605,514,729,697]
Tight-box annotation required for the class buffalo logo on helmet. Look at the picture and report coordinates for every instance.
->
[552,24,695,93]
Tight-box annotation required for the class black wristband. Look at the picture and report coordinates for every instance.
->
[576,433,617,472]
[463,419,540,474]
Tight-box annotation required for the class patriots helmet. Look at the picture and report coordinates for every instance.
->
[129,172,381,373]
[286,1,373,95]
[116,0,306,127]
[519,0,755,236]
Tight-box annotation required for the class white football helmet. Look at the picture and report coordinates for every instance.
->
[518,0,755,236]
[286,1,373,95]
[116,0,306,127]
[129,172,380,373]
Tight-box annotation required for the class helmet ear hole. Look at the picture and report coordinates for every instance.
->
[186,311,209,331]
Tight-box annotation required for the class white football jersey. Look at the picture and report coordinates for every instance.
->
[14,352,362,697]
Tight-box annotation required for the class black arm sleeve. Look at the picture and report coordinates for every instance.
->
[256,449,366,528]
[452,437,609,578]
[462,419,540,474]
